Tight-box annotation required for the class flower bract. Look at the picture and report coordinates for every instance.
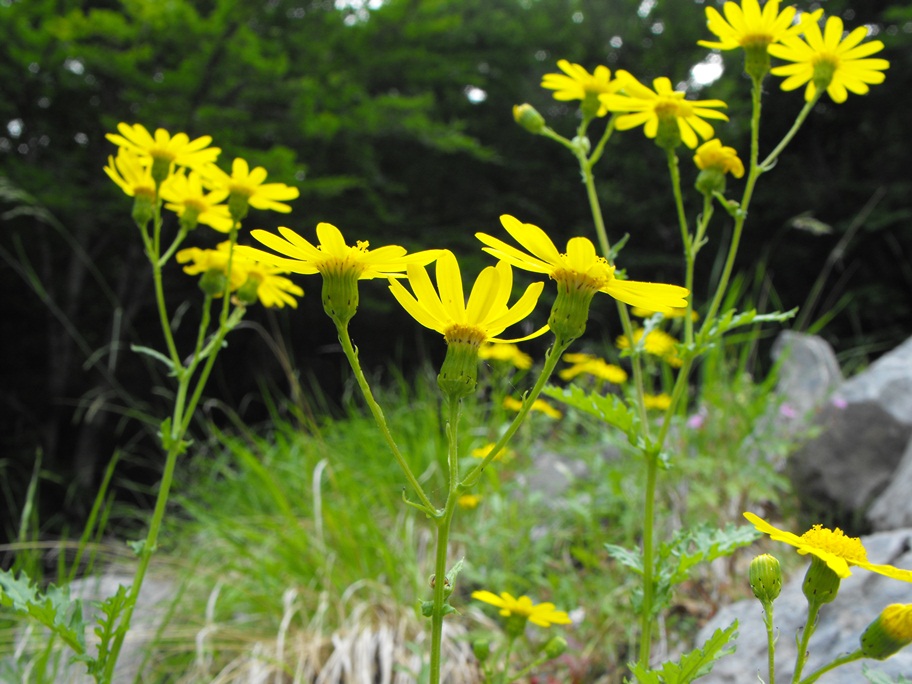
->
[768,15,890,103]
[477,215,689,313]
[471,590,572,628]
[388,249,545,347]
[744,512,912,581]
[600,72,728,149]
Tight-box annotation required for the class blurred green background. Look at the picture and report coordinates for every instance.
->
[1,0,910,541]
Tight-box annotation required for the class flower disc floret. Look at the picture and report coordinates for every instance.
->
[599,72,728,149]
[471,590,572,628]
[768,15,889,103]
[744,512,912,581]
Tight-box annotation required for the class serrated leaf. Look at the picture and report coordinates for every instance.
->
[543,384,638,440]
[0,569,88,656]
[627,621,738,684]
[863,665,912,684]
[698,308,798,347]
[662,523,760,587]
[605,543,643,575]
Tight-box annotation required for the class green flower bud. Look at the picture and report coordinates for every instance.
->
[513,103,546,134]
[749,554,782,604]
[861,604,912,660]
[472,639,491,662]
[199,267,228,297]
[541,635,568,660]
[802,556,841,606]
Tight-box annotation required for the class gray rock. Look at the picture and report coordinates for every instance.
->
[772,331,843,426]
[868,437,912,532]
[696,527,912,683]
[786,336,912,526]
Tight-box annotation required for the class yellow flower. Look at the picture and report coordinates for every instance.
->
[477,215,689,313]
[478,342,533,370]
[471,443,514,462]
[559,353,628,384]
[457,494,482,510]
[693,139,745,179]
[388,250,545,347]
[861,604,912,660]
[160,170,233,232]
[616,328,683,367]
[744,512,912,581]
[541,59,620,118]
[643,393,672,411]
[697,0,817,53]
[104,149,157,200]
[106,123,220,182]
[503,396,562,420]
[600,72,729,149]
[769,15,890,103]
[471,590,572,628]
[204,157,300,217]
[631,306,698,321]
[244,223,433,279]
[176,242,303,308]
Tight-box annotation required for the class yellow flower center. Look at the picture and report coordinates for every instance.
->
[444,324,488,347]
[801,524,868,563]
[552,267,609,293]
[149,146,177,163]
[184,198,208,213]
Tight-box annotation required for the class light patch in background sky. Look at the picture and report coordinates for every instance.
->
[335,0,384,24]
[464,86,487,104]
[690,53,724,88]
[637,0,656,19]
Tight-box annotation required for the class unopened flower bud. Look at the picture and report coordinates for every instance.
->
[472,639,491,662]
[861,604,912,660]
[199,267,228,297]
[541,636,568,660]
[513,103,546,134]
[802,556,841,605]
[749,554,782,604]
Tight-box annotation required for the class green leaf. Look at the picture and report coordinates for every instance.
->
[627,621,738,684]
[694,308,798,353]
[661,523,760,588]
[130,344,176,373]
[863,665,912,684]
[605,543,643,576]
[0,569,88,657]
[543,384,639,441]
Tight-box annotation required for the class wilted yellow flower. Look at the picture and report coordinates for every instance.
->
[478,342,533,370]
[600,72,728,149]
[744,512,912,581]
[471,590,572,628]
[769,15,889,103]
[503,396,562,420]
[541,59,620,117]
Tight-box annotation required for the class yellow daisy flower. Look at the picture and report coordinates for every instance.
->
[616,327,683,367]
[693,139,745,179]
[471,443,514,462]
[643,393,673,411]
[388,250,545,347]
[600,71,729,150]
[205,157,300,216]
[540,59,620,117]
[160,170,233,232]
[244,223,437,279]
[106,123,220,182]
[104,149,157,200]
[744,512,912,581]
[697,0,817,52]
[457,494,482,510]
[478,342,533,370]
[503,396,562,420]
[477,215,689,313]
[768,15,890,103]
[471,590,572,628]
[559,353,628,384]
[631,305,698,321]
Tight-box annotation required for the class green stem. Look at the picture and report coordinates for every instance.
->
[760,96,819,172]
[762,600,776,684]
[791,600,823,684]
[637,450,659,667]
[461,334,571,489]
[429,396,462,684]
[335,320,437,514]
[797,650,863,684]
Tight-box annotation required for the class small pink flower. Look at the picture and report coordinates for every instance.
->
[831,396,848,410]
[687,411,706,429]
[779,403,798,420]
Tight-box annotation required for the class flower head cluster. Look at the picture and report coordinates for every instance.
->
[744,512,912,582]
[769,15,889,104]
[176,242,303,308]
[541,59,621,118]
[471,590,572,628]
[560,352,628,384]
[600,72,729,150]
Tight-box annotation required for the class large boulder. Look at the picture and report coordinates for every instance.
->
[786,336,912,530]
[695,527,912,683]
[868,436,912,531]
